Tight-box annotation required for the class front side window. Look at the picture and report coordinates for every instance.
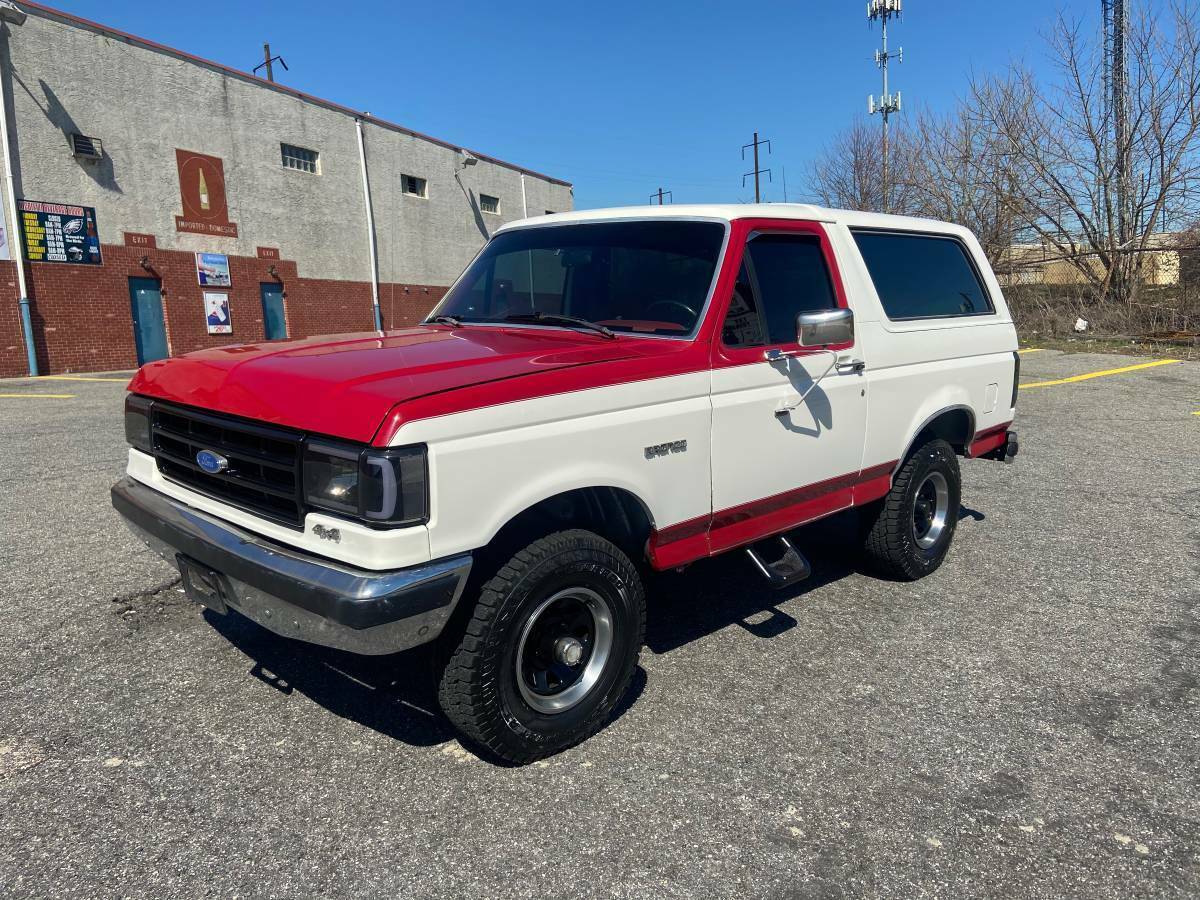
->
[431,220,726,336]
[722,233,837,347]
[852,230,994,319]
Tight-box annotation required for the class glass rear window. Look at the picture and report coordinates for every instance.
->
[852,230,994,320]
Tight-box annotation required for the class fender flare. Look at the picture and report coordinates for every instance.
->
[893,403,976,473]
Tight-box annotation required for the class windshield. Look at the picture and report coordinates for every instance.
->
[430,220,726,336]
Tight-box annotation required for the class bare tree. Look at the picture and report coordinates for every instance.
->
[807,119,920,214]
[908,107,1020,268]
[970,2,1200,305]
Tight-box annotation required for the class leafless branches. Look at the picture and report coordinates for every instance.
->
[808,1,1200,310]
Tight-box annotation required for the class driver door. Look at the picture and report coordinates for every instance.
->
[708,220,869,553]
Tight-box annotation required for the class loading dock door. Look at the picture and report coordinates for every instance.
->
[128,277,168,365]
[260,282,287,340]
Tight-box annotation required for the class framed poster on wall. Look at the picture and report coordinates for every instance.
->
[204,292,232,334]
[196,252,231,287]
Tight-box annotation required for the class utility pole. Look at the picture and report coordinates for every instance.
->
[867,0,904,214]
[650,187,673,205]
[741,132,772,203]
[254,42,288,82]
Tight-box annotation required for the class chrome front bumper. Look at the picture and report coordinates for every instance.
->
[111,476,472,655]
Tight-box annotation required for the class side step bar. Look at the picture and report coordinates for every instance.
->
[745,535,812,589]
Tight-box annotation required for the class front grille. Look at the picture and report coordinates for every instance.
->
[150,402,304,527]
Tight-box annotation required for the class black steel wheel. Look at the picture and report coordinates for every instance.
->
[861,438,961,580]
[437,529,645,763]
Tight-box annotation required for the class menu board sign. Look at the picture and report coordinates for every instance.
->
[18,200,102,265]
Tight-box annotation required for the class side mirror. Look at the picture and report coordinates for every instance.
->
[797,308,854,347]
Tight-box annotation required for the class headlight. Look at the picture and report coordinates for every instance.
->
[303,441,428,527]
[124,394,153,453]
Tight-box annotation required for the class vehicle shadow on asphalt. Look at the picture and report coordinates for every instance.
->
[644,503,986,653]
[200,504,984,757]
[204,609,454,748]
[644,512,862,655]
[202,607,648,759]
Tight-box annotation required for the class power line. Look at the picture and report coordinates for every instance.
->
[741,131,772,203]
[867,0,904,213]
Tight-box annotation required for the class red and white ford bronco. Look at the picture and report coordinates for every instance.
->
[113,204,1019,762]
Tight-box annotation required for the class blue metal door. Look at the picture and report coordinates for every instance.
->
[260,283,287,340]
[128,277,167,364]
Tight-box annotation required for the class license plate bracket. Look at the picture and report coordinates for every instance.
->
[177,554,230,614]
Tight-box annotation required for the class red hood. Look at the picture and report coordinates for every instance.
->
[128,326,646,443]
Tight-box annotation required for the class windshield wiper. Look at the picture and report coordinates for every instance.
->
[502,312,616,339]
[427,314,463,327]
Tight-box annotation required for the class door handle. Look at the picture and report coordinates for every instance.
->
[836,357,866,374]
[764,347,802,362]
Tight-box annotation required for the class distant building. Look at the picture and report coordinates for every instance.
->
[997,235,1181,288]
[0,2,572,376]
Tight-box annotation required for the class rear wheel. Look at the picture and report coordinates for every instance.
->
[437,529,645,763]
[862,438,961,580]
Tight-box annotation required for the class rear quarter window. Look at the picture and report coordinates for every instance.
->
[852,230,994,320]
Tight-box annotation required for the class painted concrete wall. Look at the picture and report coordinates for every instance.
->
[0,6,573,285]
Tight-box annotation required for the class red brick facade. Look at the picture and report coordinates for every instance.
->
[0,244,446,377]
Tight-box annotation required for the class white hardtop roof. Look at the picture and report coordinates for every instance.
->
[499,203,969,238]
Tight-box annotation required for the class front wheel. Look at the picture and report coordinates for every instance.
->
[437,530,645,763]
[861,438,961,580]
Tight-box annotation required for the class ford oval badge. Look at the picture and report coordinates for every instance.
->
[196,449,229,474]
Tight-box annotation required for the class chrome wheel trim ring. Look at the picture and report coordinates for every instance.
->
[912,470,951,550]
[515,586,614,715]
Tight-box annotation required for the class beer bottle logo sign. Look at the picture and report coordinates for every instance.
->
[174,149,238,237]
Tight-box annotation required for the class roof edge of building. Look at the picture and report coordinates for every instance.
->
[18,0,573,189]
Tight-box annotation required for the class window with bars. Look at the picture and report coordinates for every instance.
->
[281,143,319,174]
[402,174,427,198]
[480,193,500,214]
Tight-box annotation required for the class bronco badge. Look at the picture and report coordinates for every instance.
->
[645,440,687,460]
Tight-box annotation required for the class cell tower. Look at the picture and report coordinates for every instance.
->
[867,0,904,213]
[1102,0,1129,244]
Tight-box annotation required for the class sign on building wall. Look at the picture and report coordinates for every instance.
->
[204,292,232,334]
[175,149,238,237]
[18,200,101,265]
[196,252,231,287]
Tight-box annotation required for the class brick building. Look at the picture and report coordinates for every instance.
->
[0,2,573,377]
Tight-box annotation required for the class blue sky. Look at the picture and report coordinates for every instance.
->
[51,0,1098,209]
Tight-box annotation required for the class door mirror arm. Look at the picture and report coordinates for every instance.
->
[771,307,860,418]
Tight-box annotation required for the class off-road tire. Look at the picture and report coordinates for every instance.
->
[437,529,645,764]
[862,438,961,580]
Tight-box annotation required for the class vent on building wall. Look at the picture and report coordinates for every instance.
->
[71,133,103,161]
[480,194,500,215]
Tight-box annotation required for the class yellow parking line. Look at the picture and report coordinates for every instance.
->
[1020,358,1180,389]
[38,375,128,383]
[0,392,75,399]
[1017,348,1044,354]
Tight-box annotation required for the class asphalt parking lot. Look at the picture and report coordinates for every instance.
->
[1,350,1197,898]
